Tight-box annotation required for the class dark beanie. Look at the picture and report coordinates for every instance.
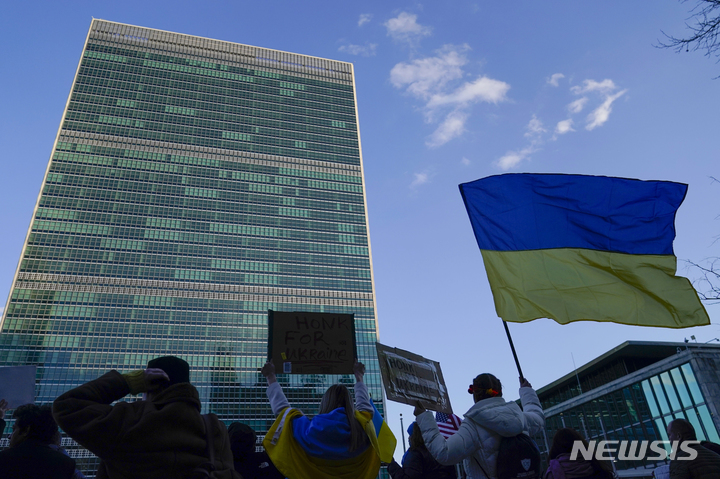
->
[147,356,190,385]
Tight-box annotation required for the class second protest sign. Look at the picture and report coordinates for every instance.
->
[376,342,453,414]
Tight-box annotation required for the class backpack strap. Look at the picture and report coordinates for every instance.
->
[473,456,490,479]
[188,414,217,478]
[203,414,216,470]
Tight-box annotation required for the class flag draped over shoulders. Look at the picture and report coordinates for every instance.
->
[459,173,709,329]
[263,403,395,479]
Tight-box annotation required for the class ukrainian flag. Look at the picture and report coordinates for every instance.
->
[459,173,709,328]
[263,402,396,479]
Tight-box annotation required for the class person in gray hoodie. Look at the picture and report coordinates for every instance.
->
[414,373,544,479]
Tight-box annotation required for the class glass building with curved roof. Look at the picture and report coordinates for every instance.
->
[530,341,720,478]
[0,19,386,477]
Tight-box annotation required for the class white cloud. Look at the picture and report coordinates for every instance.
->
[426,76,510,109]
[427,110,469,148]
[338,43,378,57]
[461,157,471,166]
[567,97,588,114]
[585,89,627,130]
[555,119,575,135]
[547,73,565,87]
[390,45,467,99]
[496,145,536,170]
[358,14,372,26]
[410,171,430,188]
[525,115,546,138]
[384,12,432,45]
[571,79,617,95]
[390,44,510,147]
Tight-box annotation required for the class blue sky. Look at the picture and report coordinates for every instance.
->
[2,1,719,459]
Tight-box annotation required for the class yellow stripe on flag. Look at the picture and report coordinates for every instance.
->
[481,248,709,328]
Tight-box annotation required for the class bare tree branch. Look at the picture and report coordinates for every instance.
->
[657,0,720,73]
[686,258,720,302]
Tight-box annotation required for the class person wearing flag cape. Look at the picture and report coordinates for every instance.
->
[261,360,396,479]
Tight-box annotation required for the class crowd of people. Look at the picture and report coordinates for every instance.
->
[1,356,719,478]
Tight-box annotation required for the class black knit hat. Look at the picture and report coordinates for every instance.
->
[147,356,190,385]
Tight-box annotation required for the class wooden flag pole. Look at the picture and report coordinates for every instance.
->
[502,320,525,381]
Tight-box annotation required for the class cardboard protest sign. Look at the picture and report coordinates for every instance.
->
[376,342,452,414]
[268,310,356,374]
[0,366,36,408]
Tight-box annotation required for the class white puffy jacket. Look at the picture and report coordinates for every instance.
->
[416,387,544,479]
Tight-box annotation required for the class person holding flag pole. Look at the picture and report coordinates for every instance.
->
[413,373,544,479]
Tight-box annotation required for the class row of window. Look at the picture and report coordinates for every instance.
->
[18,259,373,291]
[54,144,364,187]
[79,58,356,109]
[29,231,370,259]
[87,42,354,94]
[23,247,371,278]
[70,101,360,148]
[71,87,358,134]
[63,119,360,165]
[25,240,371,267]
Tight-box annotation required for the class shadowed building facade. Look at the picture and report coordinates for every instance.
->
[0,19,386,476]
[530,341,720,478]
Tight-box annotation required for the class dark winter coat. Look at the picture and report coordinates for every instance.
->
[388,446,457,479]
[669,442,720,479]
[0,438,76,479]
[543,453,613,479]
[53,370,238,479]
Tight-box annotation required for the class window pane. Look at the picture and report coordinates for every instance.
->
[642,380,660,418]
[681,364,704,405]
[661,372,681,411]
[651,376,671,415]
[698,405,720,443]
[671,367,693,408]
[685,408,706,441]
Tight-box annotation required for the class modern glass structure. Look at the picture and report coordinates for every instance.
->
[0,19,387,476]
[531,341,720,478]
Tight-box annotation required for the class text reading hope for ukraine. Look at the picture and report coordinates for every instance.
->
[268,310,357,375]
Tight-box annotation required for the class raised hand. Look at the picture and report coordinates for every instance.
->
[353,360,365,382]
[261,360,277,384]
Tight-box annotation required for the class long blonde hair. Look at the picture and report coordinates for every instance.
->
[318,384,366,452]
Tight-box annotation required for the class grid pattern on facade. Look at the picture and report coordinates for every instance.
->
[0,19,386,477]
[535,362,720,473]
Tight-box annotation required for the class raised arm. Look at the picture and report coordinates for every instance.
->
[518,378,544,435]
[353,361,372,412]
[262,360,290,415]
[414,403,481,466]
[52,369,168,457]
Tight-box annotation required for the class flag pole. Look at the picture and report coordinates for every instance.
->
[502,320,525,381]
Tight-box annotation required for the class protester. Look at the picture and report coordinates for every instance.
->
[667,418,720,478]
[260,359,395,479]
[413,373,544,479]
[48,430,88,479]
[543,428,614,479]
[388,421,457,479]
[52,355,239,478]
[227,421,284,479]
[0,403,76,479]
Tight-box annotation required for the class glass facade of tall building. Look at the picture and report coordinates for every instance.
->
[531,341,720,478]
[0,19,387,476]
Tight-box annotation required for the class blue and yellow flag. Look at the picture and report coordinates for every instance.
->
[263,403,396,479]
[459,173,709,328]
